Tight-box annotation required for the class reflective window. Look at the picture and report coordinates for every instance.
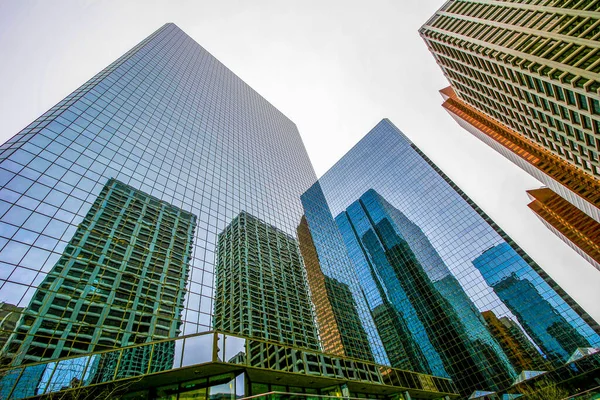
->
[0,23,317,376]
[300,119,600,397]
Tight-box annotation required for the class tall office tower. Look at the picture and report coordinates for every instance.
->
[300,119,600,397]
[0,21,316,349]
[420,1,600,270]
[0,24,458,400]
[213,211,319,350]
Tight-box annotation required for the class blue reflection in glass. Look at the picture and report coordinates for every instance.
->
[301,119,600,396]
[474,243,595,364]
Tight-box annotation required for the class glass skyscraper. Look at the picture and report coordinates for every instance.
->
[300,119,600,397]
[0,21,315,350]
[0,23,457,400]
[1,18,598,400]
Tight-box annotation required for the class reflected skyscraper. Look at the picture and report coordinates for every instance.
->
[2,178,195,396]
[0,22,317,342]
[6,178,194,361]
[213,211,319,350]
[474,243,592,365]
[475,244,592,367]
[482,311,549,374]
[301,118,600,397]
[298,216,374,361]
[336,189,514,391]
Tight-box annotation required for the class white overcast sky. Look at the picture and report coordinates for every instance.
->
[0,0,598,320]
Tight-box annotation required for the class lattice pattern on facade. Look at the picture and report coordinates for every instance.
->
[297,216,375,362]
[421,0,600,177]
[214,212,319,350]
[441,86,600,221]
[3,178,196,365]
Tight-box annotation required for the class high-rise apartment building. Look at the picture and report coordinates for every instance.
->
[420,1,600,270]
[214,211,319,350]
[4,178,196,365]
[0,23,457,400]
[300,119,600,397]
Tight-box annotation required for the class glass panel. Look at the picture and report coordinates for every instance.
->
[251,383,269,396]
[155,383,178,400]
[181,334,213,367]
[116,344,152,379]
[45,356,89,393]
[85,349,122,384]
[216,333,225,362]
[209,374,234,400]
[300,120,600,396]
[150,338,184,373]
[321,385,342,397]
[179,378,207,400]
[224,335,246,365]
[235,373,245,398]
[11,364,45,399]
[36,362,57,394]
[305,352,321,375]
[0,367,23,399]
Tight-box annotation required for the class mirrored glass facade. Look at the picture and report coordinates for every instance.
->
[300,119,600,397]
[0,22,317,363]
[0,23,460,400]
[214,211,319,349]
[2,17,597,400]
[4,178,196,365]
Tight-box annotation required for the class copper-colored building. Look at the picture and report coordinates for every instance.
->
[421,1,600,270]
[439,87,600,271]
[527,188,600,271]
[481,311,549,374]
[297,216,375,362]
[297,216,346,356]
